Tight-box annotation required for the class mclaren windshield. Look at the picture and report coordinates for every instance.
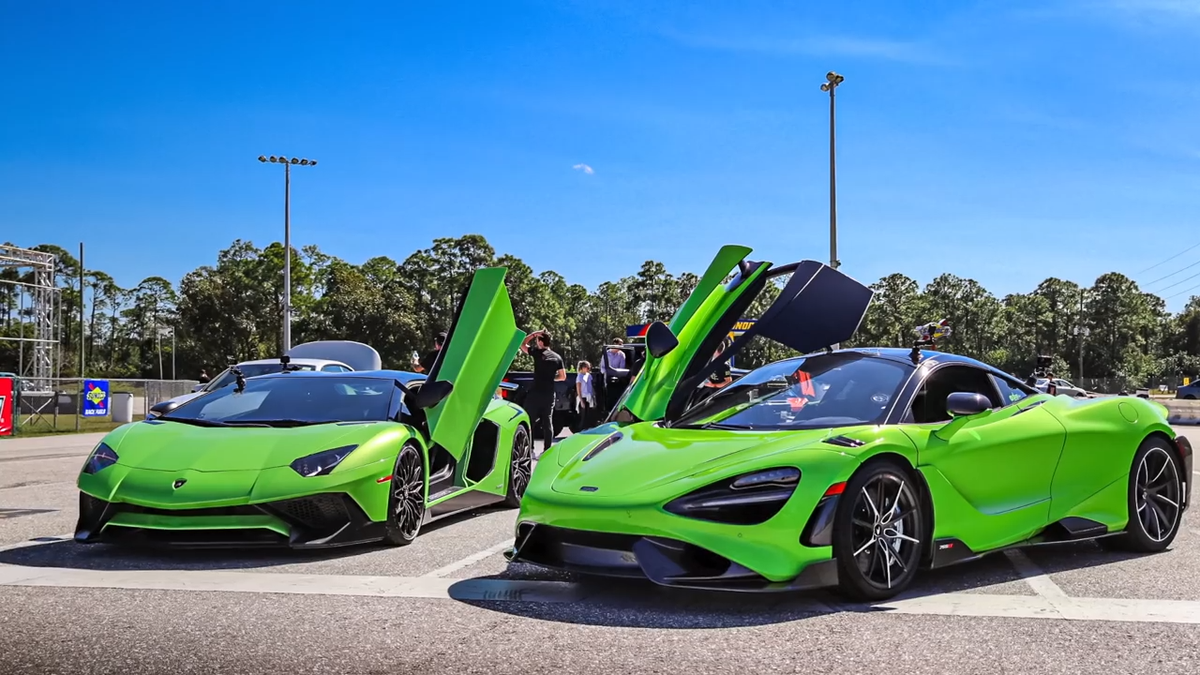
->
[161,375,397,427]
[672,352,913,430]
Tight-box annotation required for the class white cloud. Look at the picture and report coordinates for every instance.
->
[658,28,950,66]
[573,163,595,174]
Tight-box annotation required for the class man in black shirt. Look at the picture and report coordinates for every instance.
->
[520,329,566,456]
[412,332,446,374]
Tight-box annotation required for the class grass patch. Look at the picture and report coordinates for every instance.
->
[7,414,146,437]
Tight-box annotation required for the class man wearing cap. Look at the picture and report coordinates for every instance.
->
[412,332,446,374]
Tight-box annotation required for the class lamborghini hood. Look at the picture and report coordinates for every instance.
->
[107,420,382,472]
[548,422,842,498]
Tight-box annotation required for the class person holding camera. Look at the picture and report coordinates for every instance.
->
[520,329,566,456]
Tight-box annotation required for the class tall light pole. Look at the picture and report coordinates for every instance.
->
[820,71,844,270]
[258,155,317,352]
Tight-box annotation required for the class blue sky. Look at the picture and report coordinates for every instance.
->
[3,0,1200,311]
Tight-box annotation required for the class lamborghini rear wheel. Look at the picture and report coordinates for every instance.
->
[832,459,925,601]
[503,424,533,508]
[384,443,426,546]
[1107,436,1183,553]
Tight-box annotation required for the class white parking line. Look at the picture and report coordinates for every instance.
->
[422,539,514,578]
[3,563,1200,623]
[1004,549,1068,599]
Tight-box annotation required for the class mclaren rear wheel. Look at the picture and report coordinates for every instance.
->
[1104,436,1184,553]
[503,424,533,508]
[384,443,426,546]
[832,458,926,601]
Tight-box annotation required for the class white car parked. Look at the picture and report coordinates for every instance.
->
[147,340,380,418]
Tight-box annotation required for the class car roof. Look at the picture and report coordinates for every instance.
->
[247,368,427,386]
[237,357,348,367]
[778,347,1021,379]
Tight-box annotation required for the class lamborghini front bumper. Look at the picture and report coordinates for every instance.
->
[74,491,387,549]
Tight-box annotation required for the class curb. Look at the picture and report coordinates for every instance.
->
[1164,400,1200,426]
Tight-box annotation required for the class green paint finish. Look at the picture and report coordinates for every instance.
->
[75,267,532,547]
[616,245,765,422]
[519,363,1185,585]
[425,266,527,460]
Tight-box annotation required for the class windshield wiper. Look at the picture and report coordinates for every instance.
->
[156,417,240,427]
[234,419,329,428]
[701,422,753,430]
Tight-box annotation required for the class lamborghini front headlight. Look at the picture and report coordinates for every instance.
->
[82,442,119,474]
[289,445,358,477]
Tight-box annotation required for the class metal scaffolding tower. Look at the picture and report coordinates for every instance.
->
[0,245,60,392]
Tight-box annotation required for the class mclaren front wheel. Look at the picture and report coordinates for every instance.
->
[383,443,427,546]
[503,424,533,508]
[831,459,926,602]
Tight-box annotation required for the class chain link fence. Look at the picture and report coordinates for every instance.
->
[1072,376,1192,396]
[11,377,199,433]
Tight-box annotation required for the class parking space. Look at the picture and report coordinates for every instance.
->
[2,427,1199,673]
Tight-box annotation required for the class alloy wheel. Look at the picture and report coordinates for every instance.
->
[509,426,533,500]
[393,448,425,539]
[849,472,923,590]
[1134,446,1181,543]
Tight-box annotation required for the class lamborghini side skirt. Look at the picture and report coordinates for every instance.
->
[928,516,1118,569]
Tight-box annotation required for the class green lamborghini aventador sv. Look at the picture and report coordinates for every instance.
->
[508,245,1193,600]
[75,266,533,549]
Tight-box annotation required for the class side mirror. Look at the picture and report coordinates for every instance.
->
[946,392,991,417]
[149,399,184,418]
[409,379,454,410]
[645,321,679,359]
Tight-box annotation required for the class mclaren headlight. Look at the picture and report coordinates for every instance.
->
[664,466,801,525]
[82,442,119,474]
[289,445,358,477]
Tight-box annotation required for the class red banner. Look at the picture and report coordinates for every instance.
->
[0,378,13,437]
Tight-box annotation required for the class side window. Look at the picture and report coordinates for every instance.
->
[907,365,1002,424]
[322,364,348,372]
[991,374,1032,406]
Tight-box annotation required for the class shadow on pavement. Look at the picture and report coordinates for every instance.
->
[448,538,1166,629]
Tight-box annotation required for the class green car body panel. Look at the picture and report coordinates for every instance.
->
[509,246,1193,596]
[75,267,532,548]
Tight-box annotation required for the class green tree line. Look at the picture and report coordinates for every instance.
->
[3,236,1199,391]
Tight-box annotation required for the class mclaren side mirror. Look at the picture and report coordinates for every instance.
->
[946,392,992,417]
[645,321,679,359]
[409,379,454,410]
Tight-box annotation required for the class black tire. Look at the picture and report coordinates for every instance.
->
[383,443,426,546]
[832,459,926,601]
[503,424,533,508]
[1104,436,1184,553]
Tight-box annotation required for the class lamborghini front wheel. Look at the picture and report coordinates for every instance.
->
[1108,436,1183,553]
[384,443,426,546]
[832,459,926,601]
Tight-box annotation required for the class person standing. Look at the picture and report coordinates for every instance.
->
[520,329,566,456]
[412,332,446,374]
[575,360,597,430]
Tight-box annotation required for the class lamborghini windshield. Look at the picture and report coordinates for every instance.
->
[161,375,396,427]
[672,352,913,430]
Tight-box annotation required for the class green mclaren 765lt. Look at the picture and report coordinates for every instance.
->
[507,245,1193,600]
[75,267,534,549]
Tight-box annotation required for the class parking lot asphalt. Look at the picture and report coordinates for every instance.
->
[1,428,1199,674]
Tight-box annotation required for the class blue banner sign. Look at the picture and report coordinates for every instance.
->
[82,379,110,417]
